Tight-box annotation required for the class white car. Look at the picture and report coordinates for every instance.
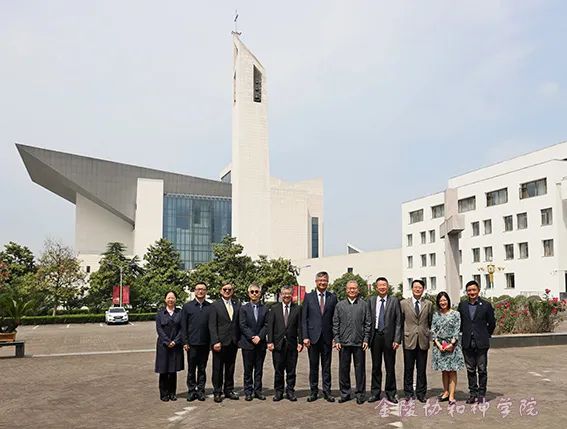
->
[105,307,129,325]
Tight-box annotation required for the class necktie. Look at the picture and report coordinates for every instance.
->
[253,304,258,322]
[319,293,325,315]
[284,305,289,327]
[415,300,420,317]
[226,300,233,321]
[378,298,385,331]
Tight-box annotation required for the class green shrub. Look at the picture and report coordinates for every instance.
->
[20,312,155,325]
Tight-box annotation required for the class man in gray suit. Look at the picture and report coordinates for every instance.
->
[333,280,372,405]
[400,279,434,403]
[367,277,402,404]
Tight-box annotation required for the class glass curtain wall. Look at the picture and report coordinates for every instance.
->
[163,194,231,269]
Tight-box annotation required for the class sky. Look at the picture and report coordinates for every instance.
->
[1,0,566,258]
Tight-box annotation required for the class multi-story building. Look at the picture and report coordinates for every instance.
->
[402,142,567,298]
[17,34,323,272]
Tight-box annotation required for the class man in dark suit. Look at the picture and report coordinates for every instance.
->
[302,271,338,402]
[367,277,402,404]
[267,285,303,402]
[181,282,212,401]
[400,279,434,403]
[239,283,268,401]
[458,280,496,404]
[209,282,240,403]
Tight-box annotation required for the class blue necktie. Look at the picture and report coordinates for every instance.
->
[378,298,385,331]
[415,300,420,317]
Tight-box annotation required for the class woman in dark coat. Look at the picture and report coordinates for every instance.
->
[155,290,184,401]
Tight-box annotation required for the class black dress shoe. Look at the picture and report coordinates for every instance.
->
[405,394,416,401]
[323,393,335,403]
[386,395,398,404]
[160,396,170,402]
[356,396,366,405]
[169,394,177,401]
[465,396,477,404]
[187,392,196,402]
[213,394,222,403]
[245,394,253,401]
[477,396,486,404]
[307,393,319,402]
[254,392,266,400]
[273,393,284,402]
[367,395,380,403]
[416,396,427,403]
[197,392,206,401]
[225,392,240,400]
[437,394,449,402]
[338,396,351,403]
[286,393,298,402]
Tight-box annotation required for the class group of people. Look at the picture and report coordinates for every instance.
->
[154,272,496,406]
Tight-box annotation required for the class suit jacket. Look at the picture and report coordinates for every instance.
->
[267,302,302,350]
[238,302,268,350]
[368,295,402,346]
[180,299,212,346]
[458,298,496,349]
[400,298,434,350]
[208,298,240,347]
[301,289,338,344]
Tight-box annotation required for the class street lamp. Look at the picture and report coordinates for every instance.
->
[292,264,311,305]
[106,260,128,307]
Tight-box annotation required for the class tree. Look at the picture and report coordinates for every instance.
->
[36,239,85,316]
[255,256,297,297]
[0,241,36,283]
[187,236,256,301]
[329,272,370,301]
[86,242,142,312]
[135,239,188,310]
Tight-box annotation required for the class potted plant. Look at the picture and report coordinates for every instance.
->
[0,294,34,342]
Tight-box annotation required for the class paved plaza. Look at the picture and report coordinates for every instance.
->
[1,322,565,429]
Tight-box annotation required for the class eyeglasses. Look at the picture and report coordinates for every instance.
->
[249,290,260,295]
[222,288,233,292]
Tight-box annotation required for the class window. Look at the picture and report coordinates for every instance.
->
[429,230,436,243]
[86,265,91,273]
[485,274,492,289]
[431,204,445,219]
[347,267,353,274]
[420,231,426,245]
[483,219,492,235]
[407,278,413,288]
[311,217,319,258]
[421,254,427,267]
[253,65,262,102]
[520,178,547,199]
[543,239,554,257]
[471,221,480,236]
[407,256,413,268]
[460,275,463,289]
[504,244,514,260]
[429,253,436,267]
[459,250,462,264]
[541,208,553,226]
[407,234,413,247]
[409,209,424,224]
[517,213,528,230]
[472,248,480,263]
[486,188,508,207]
[429,277,437,291]
[519,242,529,259]
[484,246,493,262]
[506,273,515,289]
[473,274,481,287]
[458,196,476,213]
[504,215,513,232]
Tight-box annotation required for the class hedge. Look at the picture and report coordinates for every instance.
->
[19,313,156,325]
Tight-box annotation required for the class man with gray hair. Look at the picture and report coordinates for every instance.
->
[333,280,372,404]
[267,285,303,401]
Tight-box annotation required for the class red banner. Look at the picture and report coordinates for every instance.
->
[112,285,130,305]
[292,285,306,304]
